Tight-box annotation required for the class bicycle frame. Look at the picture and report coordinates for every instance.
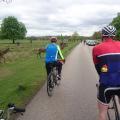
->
[49,63,58,82]
[47,64,59,96]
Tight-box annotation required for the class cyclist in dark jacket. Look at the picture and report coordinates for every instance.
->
[92,25,120,120]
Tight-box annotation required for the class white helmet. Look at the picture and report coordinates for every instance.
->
[102,25,116,37]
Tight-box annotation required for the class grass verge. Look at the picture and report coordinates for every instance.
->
[0,40,80,108]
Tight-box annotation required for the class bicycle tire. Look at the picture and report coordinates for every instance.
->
[107,110,111,120]
[107,96,120,120]
[47,73,54,97]
[0,110,4,119]
[113,96,120,120]
[107,102,113,120]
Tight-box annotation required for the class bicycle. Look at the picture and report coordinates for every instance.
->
[96,84,120,120]
[47,62,61,97]
[107,94,120,120]
[0,103,25,120]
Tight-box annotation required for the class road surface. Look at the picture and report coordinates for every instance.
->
[18,43,99,120]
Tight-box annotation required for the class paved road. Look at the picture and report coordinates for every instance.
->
[18,43,99,120]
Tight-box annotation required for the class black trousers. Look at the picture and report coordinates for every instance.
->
[46,61,63,76]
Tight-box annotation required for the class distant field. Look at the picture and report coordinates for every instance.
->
[0,39,80,108]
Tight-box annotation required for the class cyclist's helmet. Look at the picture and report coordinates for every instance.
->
[50,37,57,42]
[102,25,116,37]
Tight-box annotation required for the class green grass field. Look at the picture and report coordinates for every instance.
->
[0,39,80,108]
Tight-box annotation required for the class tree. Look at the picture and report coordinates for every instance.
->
[70,31,80,42]
[72,31,79,37]
[1,16,27,44]
[18,22,27,39]
[92,31,101,40]
[0,28,1,39]
[111,15,120,40]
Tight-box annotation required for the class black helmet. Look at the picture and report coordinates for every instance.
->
[102,25,116,37]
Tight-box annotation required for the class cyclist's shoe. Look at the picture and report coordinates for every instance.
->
[57,75,61,80]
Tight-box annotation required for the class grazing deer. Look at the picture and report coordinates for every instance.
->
[60,42,66,49]
[34,48,45,58]
[0,48,10,63]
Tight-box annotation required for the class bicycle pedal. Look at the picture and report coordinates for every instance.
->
[57,75,61,80]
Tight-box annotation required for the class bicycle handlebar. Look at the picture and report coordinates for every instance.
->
[8,103,25,113]
[57,59,65,63]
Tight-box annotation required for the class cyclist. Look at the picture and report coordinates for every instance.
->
[83,40,86,45]
[92,25,120,120]
[44,37,65,82]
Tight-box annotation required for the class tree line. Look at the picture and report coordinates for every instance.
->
[0,16,82,44]
[2,14,120,43]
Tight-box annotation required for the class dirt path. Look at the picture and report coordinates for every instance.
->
[18,43,98,120]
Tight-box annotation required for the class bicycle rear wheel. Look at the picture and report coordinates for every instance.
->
[107,96,120,120]
[47,73,54,97]
[113,96,120,120]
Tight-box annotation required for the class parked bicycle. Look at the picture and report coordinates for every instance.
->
[0,103,25,120]
[96,84,120,120]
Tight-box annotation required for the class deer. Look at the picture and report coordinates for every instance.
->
[0,48,10,63]
[34,48,45,58]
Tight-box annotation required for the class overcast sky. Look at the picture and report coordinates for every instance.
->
[0,0,120,36]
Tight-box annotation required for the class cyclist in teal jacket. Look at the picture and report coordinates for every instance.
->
[45,37,65,80]
[39,37,65,80]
